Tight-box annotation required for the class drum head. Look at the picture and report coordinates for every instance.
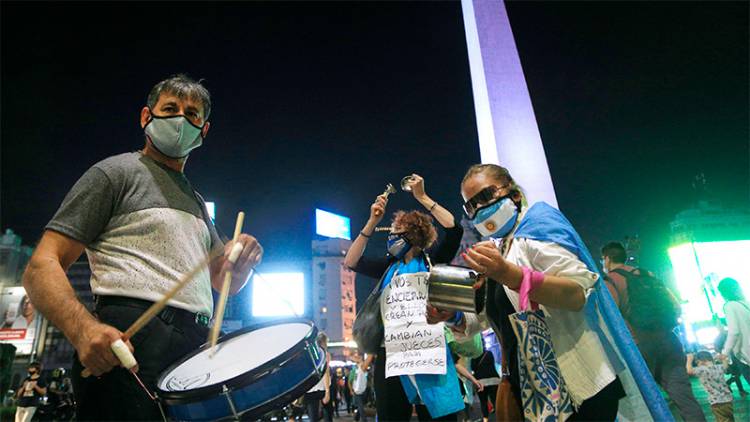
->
[157,320,314,392]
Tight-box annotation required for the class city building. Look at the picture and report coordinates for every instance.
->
[311,238,356,346]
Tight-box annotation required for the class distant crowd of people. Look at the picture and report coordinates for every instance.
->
[11,362,74,422]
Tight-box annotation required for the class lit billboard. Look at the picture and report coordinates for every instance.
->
[668,240,750,327]
[0,286,41,355]
[252,272,305,317]
[315,209,351,240]
[205,201,216,222]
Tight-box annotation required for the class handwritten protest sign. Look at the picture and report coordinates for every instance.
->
[381,272,446,378]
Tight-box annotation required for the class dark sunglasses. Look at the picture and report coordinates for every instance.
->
[462,185,509,219]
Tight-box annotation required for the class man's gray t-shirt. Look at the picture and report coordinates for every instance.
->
[47,152,222,316]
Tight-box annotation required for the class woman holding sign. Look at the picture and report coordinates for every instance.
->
[346,175,465,421]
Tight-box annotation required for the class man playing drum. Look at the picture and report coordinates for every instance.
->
[22,74,263,420]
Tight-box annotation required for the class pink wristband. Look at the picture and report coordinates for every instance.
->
[518,266,545,311]
[530,268,545,290]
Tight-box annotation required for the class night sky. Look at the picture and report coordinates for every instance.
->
[2,2,748,300]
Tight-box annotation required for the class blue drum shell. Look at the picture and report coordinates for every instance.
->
[156,318,326,421]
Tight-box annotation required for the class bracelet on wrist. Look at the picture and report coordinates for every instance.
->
[428,202,437,212]
[360,231,372,238]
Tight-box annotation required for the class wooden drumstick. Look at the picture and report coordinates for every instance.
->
[209,211,245,356]
[373,183,396,217]
[81,245,225,378]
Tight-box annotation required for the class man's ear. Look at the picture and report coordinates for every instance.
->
[201,121,211,138]
[140,107,152,129]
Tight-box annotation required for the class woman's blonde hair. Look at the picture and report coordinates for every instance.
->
[462,164,527,207]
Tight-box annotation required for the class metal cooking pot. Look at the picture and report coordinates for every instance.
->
[427,264,486,314]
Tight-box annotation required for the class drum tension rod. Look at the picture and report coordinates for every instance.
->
[222,384,240,421]
[155,394,168,422]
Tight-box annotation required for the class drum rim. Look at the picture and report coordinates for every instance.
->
[155,317,319,403]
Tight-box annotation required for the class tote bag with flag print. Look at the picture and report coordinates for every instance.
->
[509,269,574,422]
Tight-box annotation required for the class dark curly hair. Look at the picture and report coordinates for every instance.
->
[392,210,438,250]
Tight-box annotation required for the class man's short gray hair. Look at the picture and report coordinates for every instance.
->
[146,74,212,120]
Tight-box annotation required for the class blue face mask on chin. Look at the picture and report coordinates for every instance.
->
[387,233,411,259]
[471,197,519,238]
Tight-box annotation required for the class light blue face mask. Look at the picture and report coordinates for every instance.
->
[471,197,519,238]
[144,112,204,159]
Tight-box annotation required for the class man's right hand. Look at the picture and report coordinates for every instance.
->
[73,321,134,376]
[369,194,388,224]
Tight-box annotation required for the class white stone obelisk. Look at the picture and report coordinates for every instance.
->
[461,0,558,207]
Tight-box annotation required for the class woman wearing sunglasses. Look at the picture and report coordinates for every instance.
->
[448,163,633,421]
[344,174,466,421]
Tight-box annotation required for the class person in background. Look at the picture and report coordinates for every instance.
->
[46,367,68,410]
[715,325,748,397]
[471,349,501,422]
[601,241,705,421]
[686,351,734,422]
[452,352,483,422]
[345,174,465,421]
[349,354,369,422]
[331,368,341,418]
[15,362,47,422]
[342,366,353,414]
[304,332,331,422]
[323,365,339,420]
[717,277,750,389]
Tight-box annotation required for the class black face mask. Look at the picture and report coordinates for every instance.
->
[387,233,411,259]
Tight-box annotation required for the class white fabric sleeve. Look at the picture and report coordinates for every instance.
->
[521,239,600,290]
[722,302,740,356]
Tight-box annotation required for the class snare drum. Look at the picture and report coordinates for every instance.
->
[155,318,325,421]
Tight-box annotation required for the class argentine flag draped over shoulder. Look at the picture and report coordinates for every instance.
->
[513,202,672,422]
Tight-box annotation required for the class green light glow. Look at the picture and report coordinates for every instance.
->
[668,240,750,325]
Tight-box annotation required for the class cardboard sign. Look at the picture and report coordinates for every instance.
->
[381,272,446,378]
